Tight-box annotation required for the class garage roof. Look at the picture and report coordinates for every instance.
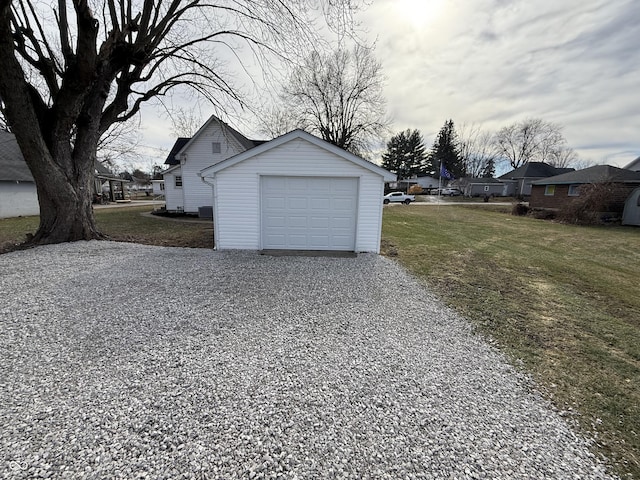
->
[199,129,396,181]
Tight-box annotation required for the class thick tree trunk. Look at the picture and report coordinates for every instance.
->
[25,146,105,246]
[31,172,103,245]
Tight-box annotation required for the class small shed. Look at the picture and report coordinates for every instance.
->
[199,130,396,253]
[622,187,640,226]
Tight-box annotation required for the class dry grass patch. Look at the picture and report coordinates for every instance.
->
[382,205,640,479]
[0,205,213,252]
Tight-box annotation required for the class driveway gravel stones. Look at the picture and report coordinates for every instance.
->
[0,241,614,479]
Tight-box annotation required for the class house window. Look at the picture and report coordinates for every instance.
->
[568,184,580,196]
[160,183,165,191]
[484,186,490,192]
[175,176,183,188]
[212,142,221,154]
[545,185,555,196]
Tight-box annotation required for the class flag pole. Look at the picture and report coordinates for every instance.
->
[438,160,442,201]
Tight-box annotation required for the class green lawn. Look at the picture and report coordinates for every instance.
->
[382,204,640,479]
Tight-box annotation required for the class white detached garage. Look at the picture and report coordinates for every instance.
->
[199,130,396,253]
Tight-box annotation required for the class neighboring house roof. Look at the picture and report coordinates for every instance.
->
[0,129,34,182]
[1,130,122,184]
[531,165,640,185]
[499,162,574,180]
[455,177,506,185]
[164,137,190,165]
[94,161,124,181]
[200,129,396,182]
[166,115,266,165]
[624,156,640,171]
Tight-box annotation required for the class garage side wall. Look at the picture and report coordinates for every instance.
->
[212,138,385,252]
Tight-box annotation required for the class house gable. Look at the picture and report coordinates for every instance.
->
[200,129,395,182]
[162,115,266,213]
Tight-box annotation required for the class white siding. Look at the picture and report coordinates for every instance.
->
[181,125,246,214]
[212,138,385,253]
[0,181,39,218]
[163,170,184,211]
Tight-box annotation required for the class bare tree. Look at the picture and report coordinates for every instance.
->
[256,105,303,139]
[277,44,389,156]
[549,144,580,168]
[0,0,362,245]
[169,107,204,138]
[457,123,498,177]
[494,118,578,170]
[97,117,143,169]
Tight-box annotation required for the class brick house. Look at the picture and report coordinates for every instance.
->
[530,165,640,213]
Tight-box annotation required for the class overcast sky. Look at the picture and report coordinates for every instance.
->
[140,0,640,170]
[357,0,640,168]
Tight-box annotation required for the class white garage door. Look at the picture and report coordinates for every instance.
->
[261,176,358,251]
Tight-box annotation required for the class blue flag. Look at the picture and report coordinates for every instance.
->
[440,163,454,180]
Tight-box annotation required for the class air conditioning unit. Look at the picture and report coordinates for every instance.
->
[198,206,213,219]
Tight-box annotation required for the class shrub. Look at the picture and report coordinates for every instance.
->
[511,203,529,216]
[556,182,623,225]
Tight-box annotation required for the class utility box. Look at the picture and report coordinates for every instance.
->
[198,206,213,219]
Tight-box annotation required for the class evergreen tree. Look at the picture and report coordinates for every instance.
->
[430,120,465,179]
[381,129,429,179]
[481,158,495,178]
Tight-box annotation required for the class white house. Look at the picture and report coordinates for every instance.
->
[162,116,264,214]
[199,129,396,253]
[0,130,39,218]
[151,179,165,197]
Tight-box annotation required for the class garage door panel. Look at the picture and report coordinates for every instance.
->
[331,235,353,248]
[265,234,286,248]
[264,215,286,228]
[262,176,357,251]
[288,216,308,228]
[264,177,286,190]
[331,216,353,229]
[333,198,355,210]
[310,198,331,209]
[310,216,330,228]
[288,197,308,209]
[265,197,286,209]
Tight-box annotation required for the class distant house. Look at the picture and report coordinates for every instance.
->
[151,180,165,197]
[449,177,513,197]
[0,129,39,218]
[529,165,640,214]
[387,175,439,193]
[499,162,574,197]
[163,116,266,214]
[624,156,640,172]
[94,162,130,202]
[1,129,128,217]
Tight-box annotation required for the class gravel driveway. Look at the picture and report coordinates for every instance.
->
[0,241,613,479]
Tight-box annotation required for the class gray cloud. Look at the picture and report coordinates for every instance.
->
[357,0,640,166]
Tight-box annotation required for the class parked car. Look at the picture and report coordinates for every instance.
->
[427,187,462,196]
[441,188,462,196]
[383,192,415,205]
